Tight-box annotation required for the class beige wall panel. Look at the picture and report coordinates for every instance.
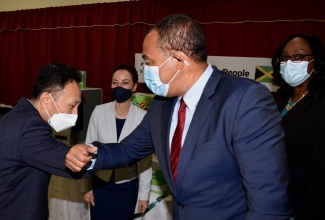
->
[0,0,127,12]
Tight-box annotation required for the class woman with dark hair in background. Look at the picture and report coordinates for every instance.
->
[272,34,325,219]
[82,64,152,220]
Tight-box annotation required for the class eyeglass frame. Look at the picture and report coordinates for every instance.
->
[277,54,314,64]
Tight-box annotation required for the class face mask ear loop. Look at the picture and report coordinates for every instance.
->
[45,108,51,120]
[308,59,315,75]
[158,55,173,68]
[49,94,62,114]
[166,56,189,84]
[308,58,315,64]
[167,69,180,85]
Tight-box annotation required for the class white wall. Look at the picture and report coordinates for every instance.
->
[0,0,127,12]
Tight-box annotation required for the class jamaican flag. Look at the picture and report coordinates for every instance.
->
[255,66,273,83]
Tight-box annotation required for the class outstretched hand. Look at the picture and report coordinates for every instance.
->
[65,143,97,172]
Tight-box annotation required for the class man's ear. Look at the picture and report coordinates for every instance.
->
[39,92,51,109]
[172,52,190,69]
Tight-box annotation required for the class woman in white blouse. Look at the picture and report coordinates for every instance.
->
[82,64,152,220]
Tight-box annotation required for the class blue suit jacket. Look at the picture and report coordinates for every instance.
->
[93,66,292,220]
[0,97,88,220]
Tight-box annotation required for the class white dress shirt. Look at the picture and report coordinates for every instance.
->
[169,64,213,151]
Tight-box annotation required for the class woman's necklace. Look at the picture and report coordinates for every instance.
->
[285,92,308,111]
[115,111,127,119]
[115,103,130,119]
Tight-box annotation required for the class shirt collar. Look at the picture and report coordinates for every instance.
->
[182,64,213,111]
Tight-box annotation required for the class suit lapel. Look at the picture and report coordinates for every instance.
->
[175,69,222,192]
[159,97,178,193]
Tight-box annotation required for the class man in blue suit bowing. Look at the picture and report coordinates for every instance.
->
[0,62,97,220]
[69,14,292,219]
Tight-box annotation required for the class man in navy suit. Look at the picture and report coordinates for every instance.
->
[69,14,292,219]
[0,62,96,220]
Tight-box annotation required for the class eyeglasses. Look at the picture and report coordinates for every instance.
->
[277,54,314,64]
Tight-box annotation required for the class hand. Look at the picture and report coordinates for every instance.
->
[65,143,98,172]
[137,200,149,214]
[83,192,95,206]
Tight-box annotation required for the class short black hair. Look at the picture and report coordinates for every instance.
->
[271,34,325,96]
[149,14,207,63]
[112,64,138,84]
[31,62,82,100]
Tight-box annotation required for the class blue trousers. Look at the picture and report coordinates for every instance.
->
[91,175,139,220]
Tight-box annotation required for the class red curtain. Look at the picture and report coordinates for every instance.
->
[1,0,325,106]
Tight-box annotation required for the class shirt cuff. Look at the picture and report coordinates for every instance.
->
[85,143,97,170]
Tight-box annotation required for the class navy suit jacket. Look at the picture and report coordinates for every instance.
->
[93,66,292,220]
[0,97,87,220]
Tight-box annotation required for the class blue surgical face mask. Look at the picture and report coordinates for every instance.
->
[144,55,188,97]
[280,59,314,87]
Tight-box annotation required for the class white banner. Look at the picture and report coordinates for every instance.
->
[135,53,278,92]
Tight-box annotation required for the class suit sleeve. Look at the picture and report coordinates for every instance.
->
[92,113,154,171]
[20,117,88,178]
[232,83,292,219]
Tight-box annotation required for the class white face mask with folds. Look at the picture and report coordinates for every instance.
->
[280,59,314,87]
[45,94,78,132]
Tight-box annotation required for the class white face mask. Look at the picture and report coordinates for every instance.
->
[144,55,189,97]
[45,94,78,132]
[280,59,314,87]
